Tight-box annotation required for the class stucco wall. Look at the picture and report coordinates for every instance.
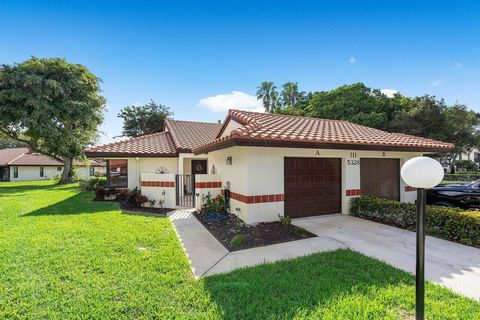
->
[9,166,61,181]
[75,166,91,180]
[140,173,176,208]
[194,174,223,210]
[205,147,250,221]
[204,146,422,223]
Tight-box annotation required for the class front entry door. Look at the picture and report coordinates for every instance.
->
[191,160,207,174]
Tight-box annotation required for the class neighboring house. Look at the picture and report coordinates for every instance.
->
[0,148,105,182]
[455,148,480,163]
[85,110,453,223]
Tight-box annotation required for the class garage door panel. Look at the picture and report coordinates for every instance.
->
[298,158,312,168]
[284,157,341,217]
[299,175,311,184]
[360,158,400,201]
[285,175,296,184]
[298,189,312,200]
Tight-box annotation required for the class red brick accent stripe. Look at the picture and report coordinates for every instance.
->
[405,186,416,192]
[141,181,175,188]
[346,189,361,196]
[221,190,284,204]
[195,181,222,188]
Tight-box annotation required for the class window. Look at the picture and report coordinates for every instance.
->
[13,167,18,178]
[108,159,128,188]
[89,166,95,176]
[40,167,44,177]
[57,166,62,172]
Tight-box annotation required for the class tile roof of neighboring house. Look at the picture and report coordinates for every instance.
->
[0,147,29,166]
[84,119,222,157]
[0,148,99,167]
[193,110,454,154]
[0,148,63,166]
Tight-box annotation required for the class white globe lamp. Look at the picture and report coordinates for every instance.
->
[401,156,444,189]
[401,156,444,320]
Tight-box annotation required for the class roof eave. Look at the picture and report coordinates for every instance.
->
[193,138,454,155]
[84,151,179,158]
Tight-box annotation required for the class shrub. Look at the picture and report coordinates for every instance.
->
[126,188,149,207]
[201,192,225,214]
[350,196,480,248]
[280,216,292,225]
[455,160,477,172]
[229,234,245,249]
[79,177,107,191]
[443,173,480,181]
[94,187,118,201]
[294,227,309,238]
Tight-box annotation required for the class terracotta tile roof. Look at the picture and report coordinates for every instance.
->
[0,148,29,166]
[194,110,454,153]
[10,153,64,166]
[84,120,222,157]
[0,148,64,166]
[84,131,177,157]
[165,119,222,152]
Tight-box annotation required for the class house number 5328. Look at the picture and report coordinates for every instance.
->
[347,160,360,165]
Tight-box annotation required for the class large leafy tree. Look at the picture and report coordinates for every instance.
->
[256,81,278,113]
[0,132,27,149]
[274,82,480,166]
[305,83,403,130]
[391,98,480,162]
[117,100,173,137]
[0,57,106,183]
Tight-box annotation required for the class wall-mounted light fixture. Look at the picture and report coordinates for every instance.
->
[226,156,233,165]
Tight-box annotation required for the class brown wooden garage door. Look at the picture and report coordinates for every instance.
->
[284,157,341,218]
[360,158,400,200]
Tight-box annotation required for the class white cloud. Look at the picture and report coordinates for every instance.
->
[431,79,443,86]
[453,62,463,70]
[198,91,264,113]
[348,56,357,64]
[380,89,398,98]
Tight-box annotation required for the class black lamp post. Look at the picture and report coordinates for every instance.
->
[401,157,444,320]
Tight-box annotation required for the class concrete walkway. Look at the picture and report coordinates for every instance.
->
[168,209,228,277]
[293,214,480,301]
[168,208,345,278]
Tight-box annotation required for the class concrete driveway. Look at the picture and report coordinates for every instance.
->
[293,214,480,301]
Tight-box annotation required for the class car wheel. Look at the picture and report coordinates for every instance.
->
[433,201,455,208]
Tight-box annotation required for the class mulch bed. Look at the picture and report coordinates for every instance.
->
[119,201,174,215]
[194,212,317,251]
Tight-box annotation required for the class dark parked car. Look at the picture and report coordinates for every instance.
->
[426,180,480,209]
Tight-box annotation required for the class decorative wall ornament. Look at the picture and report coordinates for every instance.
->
[155,166,169,174]
[210,164,217,174]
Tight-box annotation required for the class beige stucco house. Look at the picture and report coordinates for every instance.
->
[0,148,105,182]
[85,110,453,223]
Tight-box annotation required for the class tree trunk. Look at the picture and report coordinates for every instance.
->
[59,157,74,184]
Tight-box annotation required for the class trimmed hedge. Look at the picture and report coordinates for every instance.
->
[350,196,480,248]
[443,173,480,181]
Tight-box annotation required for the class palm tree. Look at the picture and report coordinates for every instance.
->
[256,81,278,113]
[281,82,300,108]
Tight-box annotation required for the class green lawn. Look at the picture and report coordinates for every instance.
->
[0,181,478,319]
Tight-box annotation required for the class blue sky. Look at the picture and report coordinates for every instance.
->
[1,1,479,143]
